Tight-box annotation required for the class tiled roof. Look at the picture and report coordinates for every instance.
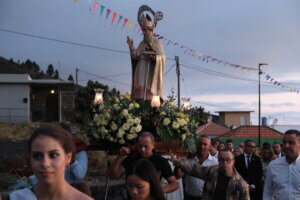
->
[196,122,230,137]
[219,126,284,138]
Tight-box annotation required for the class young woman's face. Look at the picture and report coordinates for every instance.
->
[30,135,71,184]
[127,174,151,200]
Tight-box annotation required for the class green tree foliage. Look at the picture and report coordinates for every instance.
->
[68,74,74,81]
[46,64,54,76]
[53,70,59,79]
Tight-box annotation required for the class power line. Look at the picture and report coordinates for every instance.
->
[0,27,175,60]
[165,64,175,76]
[180,62,285,91]
[77,68,130,87]
[78,72,131,82]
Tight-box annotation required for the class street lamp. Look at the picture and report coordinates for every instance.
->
[151,95,161,108]
[258,63,268,147]
[182,97,191,110]
[94,89,104,105]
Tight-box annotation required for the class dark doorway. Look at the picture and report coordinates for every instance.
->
[45,91,58,121]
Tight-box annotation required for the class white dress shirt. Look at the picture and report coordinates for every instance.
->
[183,154,218,197]
[263,155,300,200]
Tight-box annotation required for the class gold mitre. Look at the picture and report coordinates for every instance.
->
[141,14,154,30]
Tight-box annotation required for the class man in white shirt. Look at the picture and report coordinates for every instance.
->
[273,142,284,158]
[175,135,218,200]
[263,129,300,200]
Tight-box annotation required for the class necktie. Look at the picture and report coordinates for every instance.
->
[247,156,251,168]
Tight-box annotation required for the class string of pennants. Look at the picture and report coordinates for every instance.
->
[73,0,299,94]
[263,72,299,94]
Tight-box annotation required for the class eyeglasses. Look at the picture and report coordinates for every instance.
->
[218,158,234,163]
[246,145,256,148]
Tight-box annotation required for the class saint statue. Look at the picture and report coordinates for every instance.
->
[127,5,165,102]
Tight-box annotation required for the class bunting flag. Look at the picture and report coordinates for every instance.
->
[263,73,299,94]
[99,5,105,16]
[128,21,134,29]
[122,18,128,28]
[106,9,111,19]
[82,0,298,94]
[111,12,118,24]
[116,15,123,26]
[93,1,99,12]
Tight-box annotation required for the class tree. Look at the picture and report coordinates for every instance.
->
[46,64,54,76]
[68,74,74,81]
[53,70,59,79]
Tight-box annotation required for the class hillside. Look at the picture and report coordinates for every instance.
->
[0,56,54,79]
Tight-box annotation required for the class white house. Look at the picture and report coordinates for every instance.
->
[0,74,74,123]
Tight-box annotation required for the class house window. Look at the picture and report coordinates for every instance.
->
[240,116,246,125]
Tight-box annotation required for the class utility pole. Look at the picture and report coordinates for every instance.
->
[76,68,79,92]
[258,63,268,147]
[175,56,180,107]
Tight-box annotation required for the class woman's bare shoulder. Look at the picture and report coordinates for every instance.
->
[69,185,93,200]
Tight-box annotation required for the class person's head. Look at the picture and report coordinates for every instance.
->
[272,142,282,155]
[244,140,256,155]
[261,146,274,162]
[225,139,234,150]
[196,135,211,156]
[209,144,218,156]
[282,129,300,162]
[126,159,166,200]
[239,142,245,150]
[255,146,261,156]
[212,139,219,148]
[233,147,243,157]
[218,150,235,174]
[137,132,155,158]
[218,142,226,151]
[28,124,74,184]
[263,142,271,149]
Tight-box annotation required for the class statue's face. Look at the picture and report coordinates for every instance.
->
[143,28,153,44]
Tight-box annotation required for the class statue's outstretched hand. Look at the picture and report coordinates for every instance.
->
[127,36,134,51]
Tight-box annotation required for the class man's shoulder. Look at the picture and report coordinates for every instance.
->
[269,156,285,166]
[151,153,168,162]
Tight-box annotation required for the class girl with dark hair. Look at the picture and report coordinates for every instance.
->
[8,124,92,200]
[126,159,166,200]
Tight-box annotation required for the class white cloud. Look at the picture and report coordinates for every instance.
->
[191,92,300,125]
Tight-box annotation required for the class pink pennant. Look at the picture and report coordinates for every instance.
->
[111,12,118,24]
[137,26,142,33]
[93,1,99,12]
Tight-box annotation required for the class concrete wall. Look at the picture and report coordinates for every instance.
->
[0,84,30,123]
[219,112,251,127]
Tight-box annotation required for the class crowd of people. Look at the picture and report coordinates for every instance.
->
[1,124,299,200]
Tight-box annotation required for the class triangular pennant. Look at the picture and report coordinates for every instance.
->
[128,21,134,29]
[100,5,105,16]
[111,12,118,24]
[137,26,142,33]
[93,1,99,12]
[116,15,123,25]
[106,9,111,19]
[122,18,128,28]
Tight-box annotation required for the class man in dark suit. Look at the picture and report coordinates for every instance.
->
[235,140,263,200]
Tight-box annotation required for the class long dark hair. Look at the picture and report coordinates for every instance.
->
[126,159,166,200]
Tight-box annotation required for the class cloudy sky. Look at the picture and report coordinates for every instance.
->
[0,0,299,125]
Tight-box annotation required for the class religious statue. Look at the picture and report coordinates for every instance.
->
[127,5,165,103]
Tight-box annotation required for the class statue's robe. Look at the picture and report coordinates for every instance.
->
[130,37,166,101]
